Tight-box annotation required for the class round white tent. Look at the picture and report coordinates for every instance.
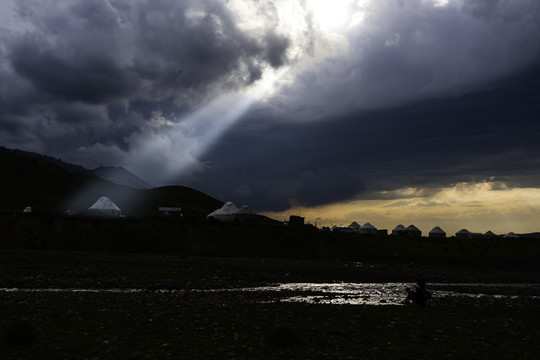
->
[429,226,446,238]
[236,205,254,215]
[405,224,422,237]
[455,229,470,238]
[207,202,239,221]
[89,196,121,217]
[392,224,407,235]
[236,205,258,221]
[358,223,378,234]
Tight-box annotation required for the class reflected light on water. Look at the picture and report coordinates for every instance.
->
[1,282,538,306]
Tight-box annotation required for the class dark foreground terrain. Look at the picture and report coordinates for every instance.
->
[1,249,539,360]
[1,214,539,359]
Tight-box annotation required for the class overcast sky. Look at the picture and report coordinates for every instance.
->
[2,0,540,233]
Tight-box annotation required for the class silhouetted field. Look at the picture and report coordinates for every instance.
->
[1,214,539,359]
[2,213,540,261]
[1,289,538,360]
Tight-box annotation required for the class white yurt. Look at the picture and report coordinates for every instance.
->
[348,221,361,230]
[405,224,422,237]
[429,226,446,238]
[455,229,470,239]
[236,205,254,215]
[504,232,519,238]
[392,224,407,235]
[207,201,239,221]
[89,196,121,217]
[236,204,258,221]
[358,222,378,235]
[484,230,497,238]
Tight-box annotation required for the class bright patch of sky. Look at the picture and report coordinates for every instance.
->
[262,182,540,235]
[433,0,451,7]
[122,0,367,182]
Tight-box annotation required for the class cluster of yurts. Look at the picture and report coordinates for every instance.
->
[86,197,519,239]
[332,222,519,239]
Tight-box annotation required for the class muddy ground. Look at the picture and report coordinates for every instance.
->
[1,250,539,359]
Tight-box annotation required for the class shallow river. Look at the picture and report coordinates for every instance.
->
[1,282,539,306]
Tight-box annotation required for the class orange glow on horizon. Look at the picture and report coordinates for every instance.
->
[261,182,540,236]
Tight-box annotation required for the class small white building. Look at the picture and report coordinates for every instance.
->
[89,196,121,217]
[429,226,446,238]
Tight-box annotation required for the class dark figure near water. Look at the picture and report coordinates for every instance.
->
[417,273,426,291]
[405,273,432,306]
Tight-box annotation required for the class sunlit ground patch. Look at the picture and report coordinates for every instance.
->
[2,282,539,306]
[272,283,540,305]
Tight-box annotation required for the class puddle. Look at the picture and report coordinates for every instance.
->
[272,283,540,305]
[1,282,538,306]
[246,282,410,306]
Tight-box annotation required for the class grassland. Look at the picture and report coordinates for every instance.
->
[1,288,538,360]
[1,215,539,359]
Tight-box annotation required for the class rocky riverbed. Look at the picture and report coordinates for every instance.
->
[1,250,539,359]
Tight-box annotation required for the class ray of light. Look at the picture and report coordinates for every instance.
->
[126,0,373,183]
[126,68,284,184]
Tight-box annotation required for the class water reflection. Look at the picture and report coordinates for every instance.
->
[228,282,540,305]
[1,282,538,306]
[270,283,540,305]
[252,283,409,306]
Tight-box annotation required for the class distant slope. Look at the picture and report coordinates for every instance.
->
[0,146,90,174]
[0,152,223,218]
[0,146,152,189]
[91,166,152,189]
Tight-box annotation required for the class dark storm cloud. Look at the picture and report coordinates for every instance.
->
[2,0,540,213]
[10,37,136,104]
[295,169,366,206]
[462,0,500,18]
[192,63,540,211]
[263,32,291,68]
[0,0,292,154]
[271,0,540,120]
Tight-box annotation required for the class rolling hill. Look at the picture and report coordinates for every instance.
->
[91,165,152,189]
[0,146,152,189]
[0,151,223,218]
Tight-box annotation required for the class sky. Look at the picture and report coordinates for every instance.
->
[1,0,540,235]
